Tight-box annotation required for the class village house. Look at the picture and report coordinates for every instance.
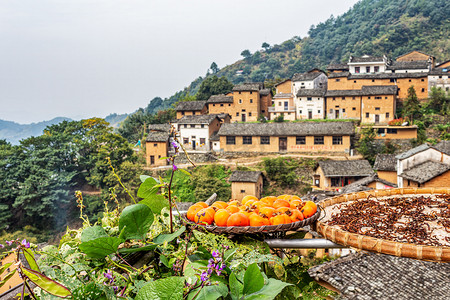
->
[174,114,229,152]
[340,174,397,193]
[217,122,354,154]
[145,124,171,166]
[326,63,349,73]
[428,68,450,93]
[396,141,450,188]
[313,160,374,190]
[291,70,328,95]
[365,124,418,140]
[325,89,362,120]
[373,154,398,184]
[360,85,397,124]
[395,50,436,66]
[274,79,292,94]
[206,94,234,116]
[175,100,207,119]
[436,59,450,70]
[347,55,389,74]
[229,171,264,201]
[269,93,296,121]
[295,88,326,120]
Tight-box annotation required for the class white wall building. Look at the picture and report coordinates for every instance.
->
[269,93,296,121]
[295,89,326,120]
[292,71,328,95]
[348,55,388,74]
[174,115,223,152]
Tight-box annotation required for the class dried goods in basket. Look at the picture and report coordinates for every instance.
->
[316,188,450,262]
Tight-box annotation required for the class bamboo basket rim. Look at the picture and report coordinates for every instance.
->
[180,208,320,235]
[316,187,450,262]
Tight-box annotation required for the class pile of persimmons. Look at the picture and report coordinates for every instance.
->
[186,195,318,227]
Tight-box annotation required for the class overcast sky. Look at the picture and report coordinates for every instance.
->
[0,0,359,124]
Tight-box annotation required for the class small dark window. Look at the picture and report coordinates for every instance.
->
[368,96,371,99]
[226,136,236,145]
[421,79,424,82]
[332,136,343,145]
[307,97,312,101]
[375,107,380,111]
[352,107,356,111]
[260,136,270,144]
[386,112,390,118]
[366,67,370,73]
[354,80,357,83]
[181,111,185,115]
[213,104,215,106]
[241,189,245,193]
[387,128,397,134]
[153,143,157,147]
[250,99,253,103]
[200,138,205,145]
[296,136,306,144]
[243,136,252,144]
[190,124,195,128]
[333,97,336,100]
[353,97,356,100]
[201,124,204,128]
[377,128,385,134]
[314,136,324,145]
[236,112,239,116]
[184,124,187,128]
[150,156,155,165]
[390,79,395,83]
[342,108,346,112]
[421,88,425,92]
[342,97,345,100]
[335,79,340,82]
[220,103,224,107]
[250,91,253,94]
[374,66,379,72]
[183,138,189,144]
[409,79,411,82]
[249,112,252,117]
[366,113,370,118]
[372,79,375,82]
[228,104,231,106]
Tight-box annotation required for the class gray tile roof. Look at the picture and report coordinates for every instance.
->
[210,131,219,141]
[429,68,450,75]
[296,89,326,97]
[325,90,362,97]
[175,100,206,111]
[207,95,234,104]
[146,131,169,142]
[373,154,397,171]
[217,122,355,136]
[318,160,374,177]
[327,63,349,71]
[259,88,271,96]
[348,72,427,79]
[177,114,219,125]
[232,82,263,92]
[396,50,434,60]
[229,171,262,183]
[400,161,450,184]
[308,252,450,300]
[349,55,384,63]
[432,140,450,156]
[396,143,430,160]
[273,93,293,99]
[386,60,430,70]
[328,71,350,78]
[436,60,450,68]
[148,124,171,132]
[341,174,397,193]
[292,72,322,81]
[361,85,398,95]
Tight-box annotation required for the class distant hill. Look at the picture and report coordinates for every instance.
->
[105,113,128,128]
[0,117,72,145]
[141,0,449,112]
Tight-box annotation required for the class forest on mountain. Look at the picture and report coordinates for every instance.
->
[117,0,450,141]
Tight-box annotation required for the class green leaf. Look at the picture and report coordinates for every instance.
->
[119,204,154,240]
[229,273,243,300]
[159,156,170,160]
[23,248,40,272]
[118,244,158,254]
[79,237,123,259]
[136,276,184,300]
[243,263,264,295]
[0,268,15,288]
[80,226,108,243]
[153,226,186,244]
[137,177,159,198]
[179,169,191,176]
[140,175,151,183]
[0,262,13,276]
[187,282,228,300]
[244,278,292,300]
[20,266,71,298]
[160,255,169,268]
[139,194,169,215]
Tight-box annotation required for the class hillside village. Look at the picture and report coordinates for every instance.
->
[145,50,450,194]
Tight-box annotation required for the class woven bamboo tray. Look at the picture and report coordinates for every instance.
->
[180,208,320,235]
[316,187,450,262]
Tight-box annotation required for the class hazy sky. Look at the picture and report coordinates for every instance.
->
[0,0,359,124]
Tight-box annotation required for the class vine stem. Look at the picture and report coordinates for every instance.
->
[115,253,138,272]
[24,279,37,300]
[180,231,193,275]
[107,157,136,204]
[168,161,175,234]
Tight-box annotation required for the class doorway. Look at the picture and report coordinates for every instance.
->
[308,110,313,119]
[375,114,380,124]
[241,114,246,122]
[279,137,287,152]
[335,109,339,119]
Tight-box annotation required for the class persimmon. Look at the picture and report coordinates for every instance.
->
[227,213,250,227]
[290,199,303,209]
[226,205,240,214]
[260,196,277,207]
[194,207,215,225]
[249,214,270,226]
[242,195,258,205]
[228,200,240,206]
[273,199,290,209]
[277,194,289,200]
[214,209,230,227]
[211,201,228,210]
[276,207,292,215]
[301,202,317,219]
[290,209,304,222]
[303,201,317,212]
[187,204,204,221]
[195,202,209,208]
[251,201,267,210]
[243,199,256,208]
[270,214,291,225]
[259,207,276,218]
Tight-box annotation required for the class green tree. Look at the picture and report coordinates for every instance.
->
[402,86,421,123]
[195,76,233,100]
[210,62,219,74]
[428,86,449,114]
[262,42,270,51]
[240,49,252,60]
[356,126,380,165]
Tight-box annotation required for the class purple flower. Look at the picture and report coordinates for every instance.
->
[21,239,30,249]
[171,141,178,149]
[172,164,178,171]
[200,271,208,282]
[5,240,13,246]
[0,244,4,248]
[103,269,113,280]
[211,250,220,258]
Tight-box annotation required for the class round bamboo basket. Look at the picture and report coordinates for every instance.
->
[181,208,320,235]
[316,187,450,262]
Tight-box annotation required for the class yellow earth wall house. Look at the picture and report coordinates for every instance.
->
[377,170,399,183]
[145,141,169,166]
[0,253,22,294]
[396,78,428,100]
[206,95,235,117]
[175,100,208,119]
[275,80,292,94]
[369,125,418,139]
[259,90,273,118]
[217,122,354,153]
[176,109,207,119]
[314,160,374,190]
[361,95,396,124]
[396,51,434,65]
[326,95,362,120]
[229,171,263,201]
[232,90,260,122]
[270,94,296,121]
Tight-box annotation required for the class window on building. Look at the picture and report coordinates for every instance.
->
[260,136,270,144]
[183,138,189,144]
[331,178,341,187]
[307,97,312,101]
[158,155,161,159]
[200,138,205,145]
[301,82,305,85]
[250,91,253,94]
[242,109,246,112]
[190,124,195,128]
[153,143,157,147]
[385,96,388,99]
[354,80,357,83]
[239,99,242,104]
[299,110,302,113]
[333,97,336,100]
[374,66,379,72]
[332,136,343,145]
[241,189,245,193]
[181,111,185,116]
[366,113,370,118]
[368,96,371,99]
[236,112,239,116]
[352,107,356,111]
[296,136,306,144]
[387,128,397,134]
[314,136,324,145]
[250,99,253,103]
[421,79,424,82]
[226,136,235,144]
[262,110,265,113]
[220,103,224,107]
[355,67,360,73]
[243,136,252,144]
[375,96,382,99]
[278,102,282,106]
[239,91,241,94]
[342,108,346,112]
[213,104,215,106]
[228,104,231,106]
[390,79,395,83]
[249,112,252,117]
[150,156,155,165]
[377,128,385,134]
[375,107,380,110]
[184,124,187,128]
[201,124,204,128]
[366,66,370,73]
[409,79,412,82]
[342,97,345,100]
[386,112,390,118]
[353,97,356,100]
[421,88,425,92]
[318,110,321,113]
